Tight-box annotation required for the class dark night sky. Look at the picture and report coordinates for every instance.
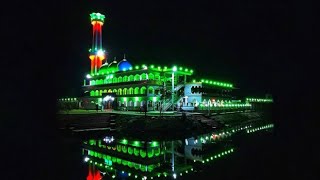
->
[56,0,295,97]
[1,0,316,179]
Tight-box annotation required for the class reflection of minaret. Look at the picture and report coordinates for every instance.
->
[89,12,106,75]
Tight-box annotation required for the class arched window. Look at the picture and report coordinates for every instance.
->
[123,88,128,95]
[141,73,147,80]
[95,80,99,85]
[112,77,117,83]
[104,79,108,84]
[113,89,117,94]
[103,89,107,93]
[99,90,103,96]
[148,87,154,94]
[108,78,112,84]
[149,73,154,80]
[118,76,122,83]
[95,90,99,96]
[155,74,160,80]
[134,74,140,81]
[140,86,147,94]
[99,79,103,84]
[118,88,122,95]
[108,89,112,93]
[90,91,95,96]
[128,75,134,81]
[134,87,140,94]
[129,88,134,95]
[123,76,128,82]
[90,80,95,85]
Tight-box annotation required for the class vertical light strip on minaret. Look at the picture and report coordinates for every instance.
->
[89,12,106,75]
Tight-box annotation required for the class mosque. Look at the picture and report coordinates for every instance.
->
[59,12,273,112]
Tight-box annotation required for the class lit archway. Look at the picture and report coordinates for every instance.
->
[140,86,147,94]
[128,75,134,81]
[118,88,122,95]
[134,74,140,81]
[134,87,140,94]
[118,76,123,83]
[123,88,128,95]
[149,73,154,80]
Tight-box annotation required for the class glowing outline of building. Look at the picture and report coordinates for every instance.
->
[67,12,273,111]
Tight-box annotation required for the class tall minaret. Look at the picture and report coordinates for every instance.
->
[89,12,106,75]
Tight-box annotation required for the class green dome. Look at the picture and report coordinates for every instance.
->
[99,61,119,74]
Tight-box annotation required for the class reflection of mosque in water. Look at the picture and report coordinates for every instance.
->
[83,122,274,179]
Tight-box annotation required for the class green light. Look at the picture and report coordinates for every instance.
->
[164,66,167,70]
[112,175,115,178]
[190,69,193,73]
[151,141,159,147]
[185,68,188,72]
[192,79,196,83]
[128,173,131,176]
[129,67,133,70]
[90,12,106,23]
[135,175,137,178]
[150,65,154,68]
[122,139,128,144]
[179,67,183,70]
[157,66,161,70]
[133,141,140,146]
[135,65,139,69]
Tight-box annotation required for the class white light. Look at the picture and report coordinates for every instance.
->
[103,95,114,102]
[173,173,177,179]
[86,74,91,79]
[97,49,104,57]
[84,157,90,162]
[172,66,177,72]
[103,136,115,143]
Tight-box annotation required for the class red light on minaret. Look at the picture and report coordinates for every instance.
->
[89,13,106,75]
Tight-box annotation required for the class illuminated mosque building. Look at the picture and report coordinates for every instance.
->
[76,12,272,111]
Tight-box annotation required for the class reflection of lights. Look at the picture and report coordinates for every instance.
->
[86,74,91,79]
[173,173,177,179]
[103,136,114,143]
[194,139,198,144]
[84,157,89,162]
[185,139,188,145]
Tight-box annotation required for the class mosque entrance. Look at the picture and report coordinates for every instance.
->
[102,93,116,110]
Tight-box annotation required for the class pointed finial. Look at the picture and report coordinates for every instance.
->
[124,53,126,59]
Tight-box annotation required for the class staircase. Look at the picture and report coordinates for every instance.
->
[174,84,184,92]
[161,84,185,111]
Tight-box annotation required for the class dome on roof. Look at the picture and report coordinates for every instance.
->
[98,61,119,74]
[118,58,132,71]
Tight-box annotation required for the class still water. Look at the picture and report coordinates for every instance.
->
[61,118,274,180]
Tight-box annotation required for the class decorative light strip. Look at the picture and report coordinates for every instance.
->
[246,124,274,133]
[193,148,235,164]
[58,98,78,101]
[192,79,233,88]
[89,64,193,76]
[246,98,273,103]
